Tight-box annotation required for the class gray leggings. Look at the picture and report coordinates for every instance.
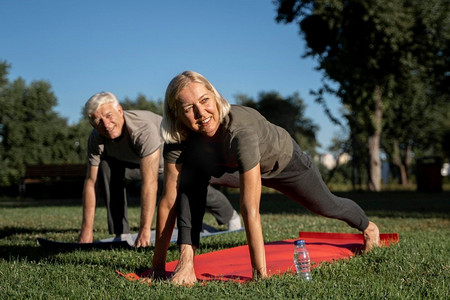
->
[177,140,369,247]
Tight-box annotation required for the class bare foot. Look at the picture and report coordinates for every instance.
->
[363,221,380,253]
[171,263,197,286]
[171,244,197,286]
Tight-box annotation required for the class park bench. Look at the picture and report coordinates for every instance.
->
[20,164,87,197]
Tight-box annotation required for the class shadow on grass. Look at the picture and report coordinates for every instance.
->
[337,190,450,218]
[0,196,141,208]
[2,190,449,218]
[0,198,82,208]
[0,227,79,239]
[0,243,78,262]
[0,244,156,272]
[256,191,450,218]
[0,226,84,263]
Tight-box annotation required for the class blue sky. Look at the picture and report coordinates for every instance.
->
[1,0,344,152]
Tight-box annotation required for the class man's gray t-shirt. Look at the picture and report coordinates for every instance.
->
[88,110,163,173]
[164,105,293,178]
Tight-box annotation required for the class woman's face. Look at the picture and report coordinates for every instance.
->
[177,82,221,138]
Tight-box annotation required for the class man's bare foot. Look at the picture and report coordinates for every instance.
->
[363,221,380,253]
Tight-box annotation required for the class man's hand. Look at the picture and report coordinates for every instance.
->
[134,228,151,248]
[77,230,93,244]
[79,165,98,244]
[136,151,160,248]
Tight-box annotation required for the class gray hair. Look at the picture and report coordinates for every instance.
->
[161,71,231,143]
[84,91,120,119]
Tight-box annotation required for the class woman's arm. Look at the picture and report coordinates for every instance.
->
[239,163,267,279]
[152,162,181,276]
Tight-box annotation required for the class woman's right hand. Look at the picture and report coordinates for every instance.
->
[239,164,267,280]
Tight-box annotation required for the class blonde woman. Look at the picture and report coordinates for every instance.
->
[152,71,379,285]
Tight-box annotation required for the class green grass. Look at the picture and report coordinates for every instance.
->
[0,190,449,299]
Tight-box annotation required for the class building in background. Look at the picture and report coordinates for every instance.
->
[316,153,351,170]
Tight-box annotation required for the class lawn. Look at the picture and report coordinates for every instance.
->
[0,190,449,299]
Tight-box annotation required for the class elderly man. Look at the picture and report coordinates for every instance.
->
[78,91,241,247]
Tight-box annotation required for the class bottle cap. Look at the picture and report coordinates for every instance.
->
[294,239,305,246]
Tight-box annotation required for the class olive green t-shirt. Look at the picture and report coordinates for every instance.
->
[164,105,293,178]
[88,110,163,173]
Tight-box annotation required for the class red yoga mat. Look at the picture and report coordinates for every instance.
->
[117,231,399,283]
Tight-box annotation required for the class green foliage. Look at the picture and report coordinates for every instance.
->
[441,104,450,160]
[236,91,319,155]
[121,93,163,115]
[65,119,92,163]
[0,63,85,187]
[275,0,450,189]
[0,191,449,299]
[381,1,450,175]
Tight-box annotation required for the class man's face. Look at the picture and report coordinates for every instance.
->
[90,103,124,139]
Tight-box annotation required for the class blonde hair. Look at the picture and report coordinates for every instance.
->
[84,91,120,119]
[161,71,231,143]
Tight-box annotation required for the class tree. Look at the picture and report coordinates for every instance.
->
[380,1,450,185]
[440,103,450,161]
[0,62,79,187]
[275,0,450,191]
[0,61,11,186]
[64,119,92,165]
[381,73,442,185]
[121,93,163,115]
[236,91,319,155]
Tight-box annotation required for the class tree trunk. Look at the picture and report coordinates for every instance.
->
[404,143,412,185]
[392,139,409,185]
[392,140,412,186]
[398,161,408,185]
[367,86,383,191]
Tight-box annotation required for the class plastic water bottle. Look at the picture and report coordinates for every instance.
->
[293,239,312,280]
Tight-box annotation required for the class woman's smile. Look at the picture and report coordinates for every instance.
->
[177,82,220,137]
